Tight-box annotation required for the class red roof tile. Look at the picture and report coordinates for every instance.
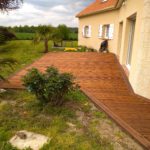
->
[76,0,119,17]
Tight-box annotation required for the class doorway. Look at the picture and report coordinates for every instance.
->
[126,16,136,70]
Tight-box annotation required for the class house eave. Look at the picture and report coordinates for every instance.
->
[76,0,124,18]
[76,6,115,18]
[115,0,124,8]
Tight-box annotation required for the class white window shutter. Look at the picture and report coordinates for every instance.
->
[88,25,92,37]
[99,25,103,38]
[109,24,114,39]
[82,26,85,37]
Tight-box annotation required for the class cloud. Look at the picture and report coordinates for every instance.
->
[0,0,93,27]
[51,5,68,13]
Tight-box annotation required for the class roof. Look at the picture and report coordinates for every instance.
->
[76,0,119,18]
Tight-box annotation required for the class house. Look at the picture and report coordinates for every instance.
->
[76,0,150,99]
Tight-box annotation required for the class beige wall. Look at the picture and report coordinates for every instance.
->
[78,10,119,53]
[78,0,150,99]
[130,0,150,98]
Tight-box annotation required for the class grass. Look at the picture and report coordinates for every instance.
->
[0,40,44,78]
[0,40,78,78]
[15,33,35,40]
[0,90,114,150]
[15,32,78,41]
[0,89,141,150]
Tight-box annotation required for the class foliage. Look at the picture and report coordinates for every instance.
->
[53,24,70,47]
[0,58,17,80]
[77,46,97,52]
[8,25,38,33]
[57,24,70,41]
[8,25,77,35]
[0,0,23,12]
[69,32,78,41]
[33,25,53,53]
[0,27,17,80]
[0,27,16,44]
[23,67,75,106]
[15,32,77,41]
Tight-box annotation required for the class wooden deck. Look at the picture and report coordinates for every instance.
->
[1,52,150,149]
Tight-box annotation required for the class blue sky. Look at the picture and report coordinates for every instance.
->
[0,0,92,27]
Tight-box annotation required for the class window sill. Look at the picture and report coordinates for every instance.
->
[83,36,91,38]
[98,37,112,40]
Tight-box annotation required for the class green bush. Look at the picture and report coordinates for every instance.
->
[23,66,75,106]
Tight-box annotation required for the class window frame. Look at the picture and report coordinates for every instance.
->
[82,25,92,38]
[98,24,114,40]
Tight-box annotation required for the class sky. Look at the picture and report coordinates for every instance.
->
[0,0,92,27]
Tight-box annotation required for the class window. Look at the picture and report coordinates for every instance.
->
[98,24,114,39]
[85,26,89,36]
[103,25,110,38]
[82,25,92,38]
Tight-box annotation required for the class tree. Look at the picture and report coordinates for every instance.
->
[33,25,53,53]
[0,27,16,44]
[0,0,21,81]
[0,0,23,12]
[0,27,17,81]
[0,58,17,81]
[53,24,70,47]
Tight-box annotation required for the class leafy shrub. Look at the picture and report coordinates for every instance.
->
[77,46,87,52]
[23,66,76,106]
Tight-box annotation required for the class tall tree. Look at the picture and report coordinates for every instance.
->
[0,0,23,12]
[0,0,20,81]
[33,25,53,53]
[0,27,17,81]
[0,58,17,81]
[53,24,70,47]
[0,27,16,44]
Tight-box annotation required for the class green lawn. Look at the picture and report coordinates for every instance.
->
[0,40,78,78]
[0,40,45,78]
[15,32,78,41]
[0,89,139,150]
[15,33,35,40]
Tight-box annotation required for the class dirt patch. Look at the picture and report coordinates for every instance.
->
[75,101,144,150]
[97,119,143,150]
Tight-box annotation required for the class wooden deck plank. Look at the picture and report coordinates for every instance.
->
[0,52,150,149]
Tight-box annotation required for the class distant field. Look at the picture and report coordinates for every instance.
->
[15,32,78,40]
[15,32,35,40]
